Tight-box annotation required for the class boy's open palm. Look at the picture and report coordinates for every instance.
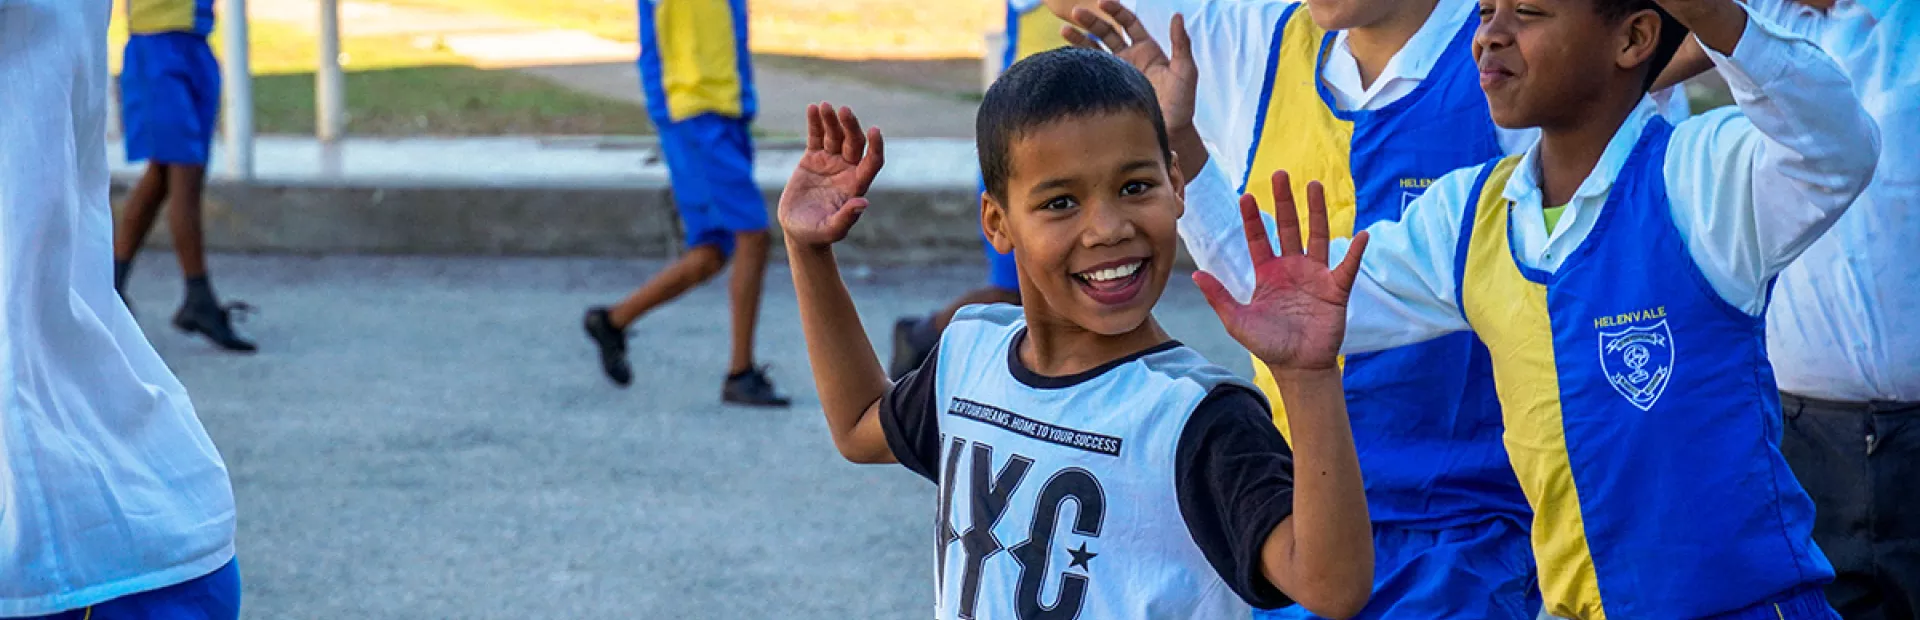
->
[780,103,886,247]
[1195,171,1369,372]
[1063,0,1198,131]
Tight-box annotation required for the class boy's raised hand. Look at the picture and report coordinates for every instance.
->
[779,103,886,248]
[1063,0,1198,134]
[1195,171,1369,372]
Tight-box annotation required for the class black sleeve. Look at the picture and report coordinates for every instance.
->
[878,341,942,483]
[1175,385,1297,610]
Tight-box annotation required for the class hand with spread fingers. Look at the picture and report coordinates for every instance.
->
[1062,0,1199,136]
[1194,171,1370,373]
[778,102,887,248]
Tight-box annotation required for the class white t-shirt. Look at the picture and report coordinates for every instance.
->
[0,0,237,615]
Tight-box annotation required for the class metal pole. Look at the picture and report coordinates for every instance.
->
[220,0,254,181]
[317,0,345,143]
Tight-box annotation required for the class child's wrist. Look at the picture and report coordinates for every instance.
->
[1266,366,1342,392]
[783,235,837,258]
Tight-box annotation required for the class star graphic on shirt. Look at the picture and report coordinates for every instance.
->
[1067,541,1098,570]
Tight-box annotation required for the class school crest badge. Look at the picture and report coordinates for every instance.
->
[1597,319,1674,411]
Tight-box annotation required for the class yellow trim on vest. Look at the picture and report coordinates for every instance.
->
[1013,7,1070,62]
[1245,10,1357,440]
[127,0,196,34]
[1462,157,1606,619]
[655,0,745,121]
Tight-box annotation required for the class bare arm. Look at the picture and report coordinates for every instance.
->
[1195,172,1373,617]
[1259,367,1370,619]
[780,103,894,464]
[1651,37,1714,92]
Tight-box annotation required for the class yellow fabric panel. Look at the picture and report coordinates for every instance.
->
[1244,9,1356,438]
[127,0,195,34]
[655,0,744,121]
[1461,157,1607,620]
[1013,7,1070,61]
[1251,354,1343,445]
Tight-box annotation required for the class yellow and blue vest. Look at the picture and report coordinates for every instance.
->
[1242,5,1524,528]
[1002,3,1070,69]
[639,0,756,123]
[126,0,215,36]
[1455,118,1832,618]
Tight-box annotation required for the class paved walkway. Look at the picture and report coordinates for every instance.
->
[113,135,979,190]
[122,253,1249,619]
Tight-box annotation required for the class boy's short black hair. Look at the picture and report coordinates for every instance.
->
[976,47,1172,204]
[1596,0,1690,91]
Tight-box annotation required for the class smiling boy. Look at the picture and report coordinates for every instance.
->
[780,49,1376,618]
[1198,0,1883,616]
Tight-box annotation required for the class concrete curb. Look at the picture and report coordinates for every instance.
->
[110,175,991,264]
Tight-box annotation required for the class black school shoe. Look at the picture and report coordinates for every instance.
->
[889,316,937,381]
[723,366,790,407]
[172,298,257,353]
[582,306,633,387]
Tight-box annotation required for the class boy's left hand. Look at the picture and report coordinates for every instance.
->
[779,103,886,248]
[1195,171,1369,373]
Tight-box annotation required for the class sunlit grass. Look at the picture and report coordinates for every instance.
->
[110,15,655,136]
[381,0,999,59]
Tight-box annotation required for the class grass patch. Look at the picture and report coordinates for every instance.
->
[384,0,639,42]
[380,0,996,59]
[111,17,655,136]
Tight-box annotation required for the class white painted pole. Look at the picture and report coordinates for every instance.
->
[220,0,254,181]
[317,0,345,143]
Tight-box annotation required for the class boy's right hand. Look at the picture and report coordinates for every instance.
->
[1195,171,1369,374]
[1063,1,1198,137]
[779,103,886,248]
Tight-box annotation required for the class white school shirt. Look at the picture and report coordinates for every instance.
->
[0,0,237,615]
[1740,0,1920,402]
[1130,0,1701,303]
[1114,0,1545,302]
[1182,7,1880,353]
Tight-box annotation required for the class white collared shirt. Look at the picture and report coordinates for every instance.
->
[1741,0,1919,402]
[1118,0,1539,180]
[0,0,237,615]
[1182,7,1878,355]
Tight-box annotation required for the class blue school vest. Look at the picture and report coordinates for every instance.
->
[1456,119,1833,618]
[1241,4,1525,529]
[127,0,214,36]
[639,0,756,123]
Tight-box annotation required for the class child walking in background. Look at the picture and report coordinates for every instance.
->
[584,0,789,406]
[114,0,255,352]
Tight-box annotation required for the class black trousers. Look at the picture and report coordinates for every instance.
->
[1782,393,1920,620]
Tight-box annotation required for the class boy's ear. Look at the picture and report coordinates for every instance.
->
[982,191,1015,254]
[1615,9,1663,79]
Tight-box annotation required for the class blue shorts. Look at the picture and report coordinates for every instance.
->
[656,113,768,257]
[1260,518,1538,620]
[978,179,1019,291]
[120,33,220,166]
[26,560,239,620]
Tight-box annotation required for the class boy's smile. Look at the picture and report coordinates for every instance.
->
[984,111,1183,340]
[1073,257,1150,306]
